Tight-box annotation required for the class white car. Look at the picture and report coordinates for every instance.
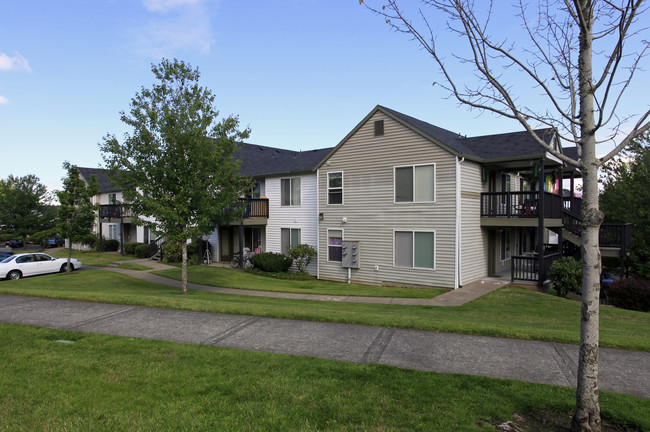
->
[0,253,82,280]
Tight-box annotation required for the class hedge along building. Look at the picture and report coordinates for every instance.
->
[315,106,629,289]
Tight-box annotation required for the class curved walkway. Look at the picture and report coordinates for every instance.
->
[97,258,506,306]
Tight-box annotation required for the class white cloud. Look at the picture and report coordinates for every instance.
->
[0,95,8,105]
[143,0,200,12]
[133,0,213,57]
[0,52,32,72]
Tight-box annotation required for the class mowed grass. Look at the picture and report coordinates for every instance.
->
[51,249,136,267]
[153,265,446,298]
[2,324,648,432]
[1,270,649,351]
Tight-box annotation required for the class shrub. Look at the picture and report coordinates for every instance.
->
[286,243,317,273]
[162,241,198,264]
[251,252,293,273]
[549,256,582,297]
[124,242,140,256]
[102,239,120,252]
[135,243,153,258]
[607,276,650,312]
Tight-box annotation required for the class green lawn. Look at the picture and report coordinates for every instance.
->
[51,249,136,267]
[2,270,649,351]
[1,324,648,432]
[154,265,446,298]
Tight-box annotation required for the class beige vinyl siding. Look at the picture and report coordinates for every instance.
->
[460,161,488,284]
[266,173,318,274]
[318,111,458,289]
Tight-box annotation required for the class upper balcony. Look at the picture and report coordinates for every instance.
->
[99,204,133,221]
[480,191,564,227]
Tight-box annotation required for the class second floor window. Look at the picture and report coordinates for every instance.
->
[328,172,343,205]
[281,178,301,206]
[394,164,435,203]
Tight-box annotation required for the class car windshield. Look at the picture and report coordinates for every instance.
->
[1,256,16,264]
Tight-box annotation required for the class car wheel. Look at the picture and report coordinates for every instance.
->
[60,263,74,273]
[7,270,22,280]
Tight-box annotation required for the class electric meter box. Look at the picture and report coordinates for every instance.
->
[341,241,360,269]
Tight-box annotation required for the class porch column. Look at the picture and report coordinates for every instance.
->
[538,159,545,289]
[99,218,103,252]
[238,222,244,269]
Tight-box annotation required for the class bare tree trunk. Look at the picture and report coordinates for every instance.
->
[573,3,602,430]
[181,241,188,295]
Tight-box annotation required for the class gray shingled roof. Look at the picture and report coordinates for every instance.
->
[78,143,332,192]
[378,105,556,161]
[235,143,333,177]
[78,167,122,194]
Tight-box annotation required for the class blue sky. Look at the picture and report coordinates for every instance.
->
[1,0,648,194]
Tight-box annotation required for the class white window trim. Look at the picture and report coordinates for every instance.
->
[392,229,436,270]
[327,228,344,262]
[281,228,301,254]
[393,163,436,204]
[327,171,344,205]
[280,177,301,207]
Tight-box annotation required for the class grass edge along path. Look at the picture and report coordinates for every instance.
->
[152,266,445,298]
[1,324,648,432]
[1,270,649,351]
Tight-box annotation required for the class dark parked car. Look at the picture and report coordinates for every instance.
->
[0,251,14,260]
[5,239,24,248]
[43,236,64,248]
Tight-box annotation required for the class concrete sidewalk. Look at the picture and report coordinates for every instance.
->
[97,259,506,306]
[1,294,648,398]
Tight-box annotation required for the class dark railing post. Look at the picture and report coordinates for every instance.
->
[537,159,545,288]
[238,222,244,269]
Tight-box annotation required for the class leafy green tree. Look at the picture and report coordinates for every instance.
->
[0,174,50,240]
[601,135,650,278]
[56,162,99,275]
[100,58,251,294]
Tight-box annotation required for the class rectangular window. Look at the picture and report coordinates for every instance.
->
[501,229,511,261]
[374,120,384,136]
[328,229,343,262]
[281,178,301,206]
[281,228,301,255]
[502,174,512,192]
[394,231,435,269]
[395,164,435,203]
[108,224,118,240]
[327,172,343,205]
[108,193,117,204]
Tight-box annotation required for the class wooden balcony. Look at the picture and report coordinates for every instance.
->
[481,191,564,219]
[242,198,269,219]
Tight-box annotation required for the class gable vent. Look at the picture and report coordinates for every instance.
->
[374,120,384,137]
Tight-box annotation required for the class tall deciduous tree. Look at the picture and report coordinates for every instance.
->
[361,1,649,430]
[100,58,251,295]
[601,134,650,278]
[56,162,99,274]
[0,174,50,240]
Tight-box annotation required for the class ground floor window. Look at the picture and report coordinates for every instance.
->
[394,231,435,269]
[281,228,301,254]
[328,229,343,262]
[108,224,118,240]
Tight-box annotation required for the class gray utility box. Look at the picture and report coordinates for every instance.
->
[341,241,360,269]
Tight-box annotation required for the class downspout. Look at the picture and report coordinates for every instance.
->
[455,156,465,289]
[316,168,320,280]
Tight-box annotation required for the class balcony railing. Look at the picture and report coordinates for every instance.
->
[241,198,269,219]
[480,191,563,218]
[511,252,561,283]
[99,204,133,220]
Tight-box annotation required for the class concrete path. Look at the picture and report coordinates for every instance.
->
[1,294,648,398]
[98,259,506,306]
